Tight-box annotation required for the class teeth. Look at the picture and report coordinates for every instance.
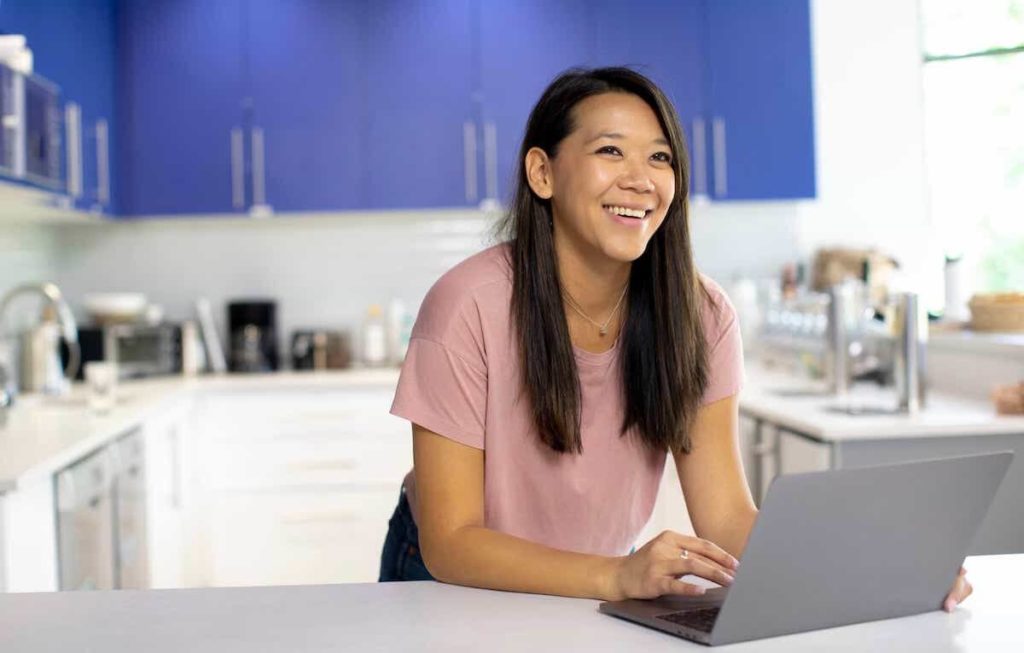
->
[605,205,647,219]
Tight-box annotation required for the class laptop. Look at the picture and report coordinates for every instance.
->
[599,452,1013,646]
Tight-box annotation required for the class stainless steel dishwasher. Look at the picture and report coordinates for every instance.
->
[114,430,149,589]
[56,447,116,590]
[55,428,149,590]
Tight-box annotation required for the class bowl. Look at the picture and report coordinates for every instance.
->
[83,293,148,324]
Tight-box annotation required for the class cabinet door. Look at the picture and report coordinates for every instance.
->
[590,0,708,197]
[703,0,816,200]
[0,0,116,206]
[478,0,594,207]
[361,0,476,210]
[118,0,247,216]
[245,0,366,213]
[143,404,189,589]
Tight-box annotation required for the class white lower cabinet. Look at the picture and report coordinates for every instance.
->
[0,475,58,592]
[204,486,399,587]
[142,398,193,589]
[192,387,411,587]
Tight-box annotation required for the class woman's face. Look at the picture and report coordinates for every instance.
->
[546,92,676,264]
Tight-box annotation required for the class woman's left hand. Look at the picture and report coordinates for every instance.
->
[943,566,972,612]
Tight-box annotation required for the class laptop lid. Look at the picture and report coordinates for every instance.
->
[707,451,1013,645]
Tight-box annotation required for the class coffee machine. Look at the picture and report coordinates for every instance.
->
[228,300,278,373]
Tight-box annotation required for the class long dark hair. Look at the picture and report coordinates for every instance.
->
[496,67,714,455]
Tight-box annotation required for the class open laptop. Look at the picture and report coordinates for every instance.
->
[599,451,1013,646]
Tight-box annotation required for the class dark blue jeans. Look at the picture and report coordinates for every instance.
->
[379,488,436,582]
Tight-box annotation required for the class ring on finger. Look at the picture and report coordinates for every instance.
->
[681,549,689,559]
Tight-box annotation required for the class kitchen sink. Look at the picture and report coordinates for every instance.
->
[772,388,832,398]
[824,403,902,417]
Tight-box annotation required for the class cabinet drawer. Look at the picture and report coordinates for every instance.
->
[201,430,412,490]
[200,390,401,442]
[205,486,400,586]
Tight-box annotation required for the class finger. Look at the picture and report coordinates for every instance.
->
[660,577,707,598]
[666,531,740,570]
[959,566,967,577]
[961,580,973,602]
[665,554,735,587]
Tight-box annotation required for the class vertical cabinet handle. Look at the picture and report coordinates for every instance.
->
[56,468,77,513]
[64,102,82,199]
[691,117,708,199]
[230,127,245,209]
[170,425,181,510]
[712,117,728,198]
[251,126,268,211]
[483,121,498,202]
[96,119,109,206]
[463,121,478,203]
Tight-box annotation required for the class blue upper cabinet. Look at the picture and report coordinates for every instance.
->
[590,0,708,198]
[702,0,816,200]
[477,0,594,207]
[361,0,476,210]
[118,0,247,216]
[245,0,365,213]
[0,0,117,210]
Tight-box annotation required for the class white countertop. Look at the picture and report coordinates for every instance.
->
[741,363,1024,442]
[1,554,1020,652]
[2,361,1022,494]
[0,369,401,493]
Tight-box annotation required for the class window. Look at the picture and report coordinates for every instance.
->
[921,0,1024,302]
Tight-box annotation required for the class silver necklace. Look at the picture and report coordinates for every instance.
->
[561,282,629,337]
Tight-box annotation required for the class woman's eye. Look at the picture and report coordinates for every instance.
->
[597,145,622,156]
[651,152,673,164]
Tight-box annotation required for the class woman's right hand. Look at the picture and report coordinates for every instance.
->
[606,530,740,601]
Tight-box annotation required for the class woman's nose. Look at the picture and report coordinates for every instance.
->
[618,160,655,193]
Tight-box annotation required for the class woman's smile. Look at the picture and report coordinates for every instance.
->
[603,204,654,227]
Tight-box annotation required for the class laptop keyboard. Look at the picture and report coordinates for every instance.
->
[656,607,721,633]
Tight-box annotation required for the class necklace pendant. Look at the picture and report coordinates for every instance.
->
[599,326,607,337]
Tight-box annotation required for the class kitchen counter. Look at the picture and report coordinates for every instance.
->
[3,361,1023,494]
[0,369,401,493]
[1,554,1021,652]
[742,363,1024,442]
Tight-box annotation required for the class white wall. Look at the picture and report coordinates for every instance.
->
[0,224,63,345]
[798,0,934,297]
[51,211,496,352]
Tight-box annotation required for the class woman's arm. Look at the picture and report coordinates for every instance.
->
[413,423,737,600]
[674,393,759,558]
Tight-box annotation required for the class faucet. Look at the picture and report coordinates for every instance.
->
[0,282,80,410]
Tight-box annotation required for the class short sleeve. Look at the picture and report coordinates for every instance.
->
[391,337,487,449]
[389,271,489,450]
[699,279,746,406]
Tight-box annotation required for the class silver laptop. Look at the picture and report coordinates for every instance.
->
[599,452,1013,646]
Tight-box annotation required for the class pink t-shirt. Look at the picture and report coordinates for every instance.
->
[390,243,744,556]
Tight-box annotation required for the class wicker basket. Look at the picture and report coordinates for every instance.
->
[992,382,1024,416]
[969,292,1024,332]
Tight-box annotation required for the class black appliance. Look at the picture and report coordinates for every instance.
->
[228,300,278,372]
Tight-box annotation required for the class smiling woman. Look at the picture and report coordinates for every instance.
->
[379,68,750,601]
[378,67,971,611]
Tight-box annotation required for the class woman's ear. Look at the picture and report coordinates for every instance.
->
[524,146,554,200]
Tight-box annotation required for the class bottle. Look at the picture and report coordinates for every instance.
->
[944,255,970,323]
[361,305,387,367]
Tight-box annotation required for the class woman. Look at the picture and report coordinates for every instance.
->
[379,67,971,611]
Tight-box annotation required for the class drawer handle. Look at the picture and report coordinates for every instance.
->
[284,459,359,472]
